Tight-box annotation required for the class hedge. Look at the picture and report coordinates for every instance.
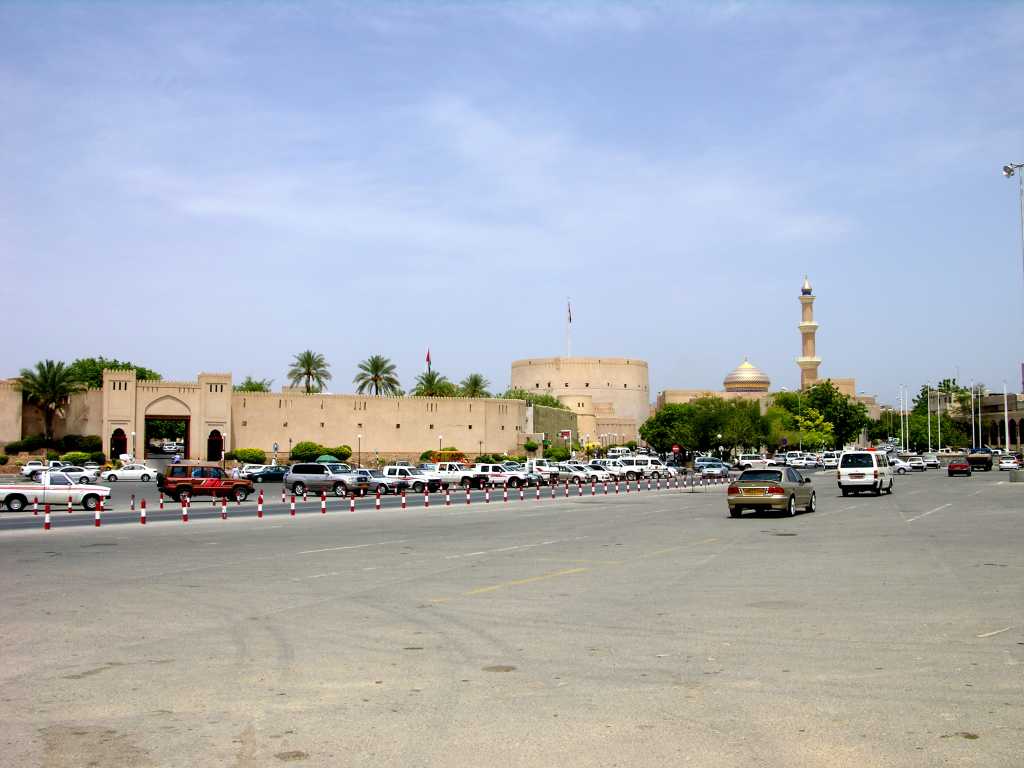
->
[0,455,8,466]
[60,451,92,465]
[5,433,102,455]
[232,448,267,464]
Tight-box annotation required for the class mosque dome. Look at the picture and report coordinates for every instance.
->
[723,359,771,392]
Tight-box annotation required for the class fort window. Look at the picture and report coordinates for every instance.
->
[468,424,473,430]
[242,420,247,427]
[396,424,401,429]
[320,422,324,428]
[429,424,434,430]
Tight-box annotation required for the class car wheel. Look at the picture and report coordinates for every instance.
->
[787,495,797,516]
[460,477,472,488]
[508,478,520,488]
[31,471,42,482]
[82,494,99,511]
[651,471,661,479]
[141,474,150,482]
[874,483,882,497]
[729,507,742,518]
[897,468,906,475]
[106,474,117,482]
[233,487,249,503]
[293,482,306,496]
[627,472,637,481]
[333,483,346,497]
[412,482,424,493]
[805,491,816,512]
[177,488,191,502]
[5,495,27,512]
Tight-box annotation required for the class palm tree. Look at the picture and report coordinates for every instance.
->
[412,370,456,397]
[18,360,86,439]
[353,355,402,396]
[459,373,491,398]
[287,351,331,394]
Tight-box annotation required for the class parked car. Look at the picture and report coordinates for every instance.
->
[158,463,253,502]
[700,462,730,478]
[382,466,442,493]
[59,465,101,484]
[352,468,407,495]
[434,462,488,488]
[101,463,160,482]
[23,460,70,480]
[947,458,972,477]
[998,456,1020,471]
[907,455,926,472]
[821,451,839,469]
[557,465,591,485]
[736,454,769,471]
[726,467,816,518]
[837,451,893,496]
[585,464,614,482]
[245,465,289,483]
[922,453,941,469]
[473,463,533,488]
[283,463,353,497]
[1,471,111,512]
[524,459,560,484]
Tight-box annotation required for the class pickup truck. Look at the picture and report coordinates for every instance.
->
[0,471,111,512]
[473,463,534,488]
[966,447,993,472]
[736,454,770,471]
[432,462,488,488]
[524,459,560,484]
[382,466,444,492]
[21,460,69,479]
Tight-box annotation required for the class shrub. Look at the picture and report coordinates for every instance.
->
[523,440,539,453]
[22,434,51,451]
[419,450,435,462]
[58,434,102,453]
[289,441,325,462]
[3,440,22,455]
[544,446,570,462]
[329,445,353,462]
[89,452,105,465]
[232,448,267,464]
[46,449,60,461]
[60,451,91,465]
[0,455,8,466]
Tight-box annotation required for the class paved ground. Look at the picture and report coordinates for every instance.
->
[1,470,1020,767]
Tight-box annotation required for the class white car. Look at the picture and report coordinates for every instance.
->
[558,465,592,484]
[998,456,1020,471]
[838,451,893,496]
[921,453,941,469]
[907,456,926,472]
[60,466,101,484]
[890,457,912,475]
[821,452,839,469]
[736,454,769,471]
[101,463,159,482]
[0,471,111,512]
[240,464,266,476]
[583,464,614,482]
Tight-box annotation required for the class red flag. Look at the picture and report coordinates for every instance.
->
[426,348,431,370]
[567,300,572,324]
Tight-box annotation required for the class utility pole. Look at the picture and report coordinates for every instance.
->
[970,384,976,448]
[936,389,942,452]
[1004,382,1011,450]
[926,386,932,453]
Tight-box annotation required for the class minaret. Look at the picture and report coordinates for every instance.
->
[797,276,821,389]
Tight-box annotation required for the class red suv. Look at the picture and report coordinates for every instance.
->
[158,463,252,502]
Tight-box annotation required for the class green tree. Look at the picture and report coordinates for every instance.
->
[289,441,325,462]
[288,351,331,394]
[234,376,273,392]
[353,355,402,396]
[412,370,456,397]
[802,381,867,447]
[639,403,696,453]
[793,407,834,450]
[722,399,765,450]
[18,360,87,440]
[67,357,161,389]
[459,373,491,398]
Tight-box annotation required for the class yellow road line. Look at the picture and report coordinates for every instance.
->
[464,567,589,596]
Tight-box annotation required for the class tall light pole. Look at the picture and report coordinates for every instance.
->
[130,431,136,460]
[438,434,443,453]
[936,388,942,452]
[1003,163,1024,388]
[357,434,362,468]
[1003,382,1011,450]
[926,386,932,453]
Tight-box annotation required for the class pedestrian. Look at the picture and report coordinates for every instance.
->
[231,465,240,480]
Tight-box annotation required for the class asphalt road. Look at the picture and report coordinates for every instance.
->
[1,469,1020,767]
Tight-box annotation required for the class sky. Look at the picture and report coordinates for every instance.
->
[2,1,1023,405]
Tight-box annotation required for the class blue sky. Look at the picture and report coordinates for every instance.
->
[2,1,1022,403]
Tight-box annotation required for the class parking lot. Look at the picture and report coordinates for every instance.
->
[1,469,1021,766]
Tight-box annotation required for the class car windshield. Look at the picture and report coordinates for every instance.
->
[840,454,874,468]
[369,470,384,477]
[739,470,783,482]
[407,469,424,475]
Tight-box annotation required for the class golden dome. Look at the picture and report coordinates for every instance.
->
[723,359,771,392]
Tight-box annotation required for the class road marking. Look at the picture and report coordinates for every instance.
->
[297,539,407,555]
[464,567,589,596]
[976,626,1014,639]
[905,503,951,523]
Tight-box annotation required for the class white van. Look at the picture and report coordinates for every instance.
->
[617,456,665,479]
[607,447,631,459]
[837,451,893,496]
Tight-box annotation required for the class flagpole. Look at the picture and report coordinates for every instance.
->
[566,297,572,358]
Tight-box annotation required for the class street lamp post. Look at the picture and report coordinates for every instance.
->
[438,434,443,453]
[357,434,362,468]
[130,431,136,460]
[1002,162,1024,290]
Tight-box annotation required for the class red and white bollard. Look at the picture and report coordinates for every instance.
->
[604,480,609,495]
[290,495,296,516]
[349,494,356,513]
[647,477,652,491]
[43,504,51,530]
[321,491,327,515]
[615,479,620,494]
[139,498,146,525]
[130,493,135,511]
[591,479,596,496]
[564,481,569,498]
[502,484,508,503]
[424,490,430,509]
[33,496,38,515]
[375,488,382,511]
[67,495,73,513]
[519,485,525,502]
[159,492,165,510]
[181,497,189,523]
[257,490,264,519]
[466,486,472,505]
[550,482,556,500]
[485,486,491,504]
[95,497,102,527]
[303,489,308,504]
[577,480,583,497]
[221,496,228,520]
[445,488,451,507]
[536,484,542,502]
[281,487,286,504]
[401,491,407,510]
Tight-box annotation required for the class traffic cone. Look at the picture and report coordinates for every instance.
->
[139,498,146,525]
